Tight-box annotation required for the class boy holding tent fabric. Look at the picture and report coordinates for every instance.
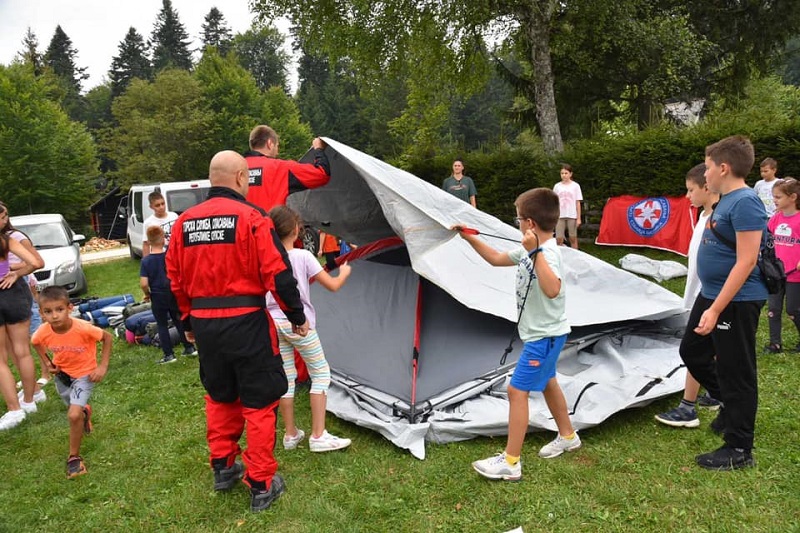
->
[453,187,580,481]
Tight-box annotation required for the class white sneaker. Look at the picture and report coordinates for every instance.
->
[538,433,582,459]
[20,400,37,414]
[309,430,351,452]
[283,429,305,450]
[472,452,522,481]
[18,389,47,403]
[0,410,26,430]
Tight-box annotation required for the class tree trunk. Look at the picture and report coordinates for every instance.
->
[526,0,563,154]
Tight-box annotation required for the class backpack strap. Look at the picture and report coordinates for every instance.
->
[708,215,737,251]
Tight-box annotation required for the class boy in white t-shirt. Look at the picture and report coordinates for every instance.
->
[553,163,583,249]
[142,191,178,257]
[655,163,721,428]
[753,157,779,216]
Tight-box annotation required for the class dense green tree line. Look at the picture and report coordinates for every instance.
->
[2,0,800,231]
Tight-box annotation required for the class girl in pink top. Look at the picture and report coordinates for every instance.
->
[766,177,800,352]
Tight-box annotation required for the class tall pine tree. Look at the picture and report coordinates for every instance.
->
[150,0,193,72]
[17,28,43,76]
[44,25,88,120]
[201,7,233,56]
[110,28,152,98]
[232,24,289,92]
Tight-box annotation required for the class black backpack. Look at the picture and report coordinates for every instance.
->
[709,221,786,295]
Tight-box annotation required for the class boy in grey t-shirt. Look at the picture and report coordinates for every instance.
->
[454,188,580,482]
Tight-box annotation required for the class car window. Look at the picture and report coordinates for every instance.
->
[133,191,144,222]
[167,188,210,214]
[16,222,71,248]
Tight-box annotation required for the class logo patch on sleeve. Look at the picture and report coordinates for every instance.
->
[182,215,238,246]
[248,167,262,186]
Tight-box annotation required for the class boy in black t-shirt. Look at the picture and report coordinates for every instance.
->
[140,226,195,364]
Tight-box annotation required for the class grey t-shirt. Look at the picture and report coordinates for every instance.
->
[507,239,571,342]
[442,176,477,203]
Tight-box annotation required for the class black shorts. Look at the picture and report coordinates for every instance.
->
[193,310,287,409]
[0,278,33,326]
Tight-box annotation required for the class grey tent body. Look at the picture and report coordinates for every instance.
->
[289,139,689,459]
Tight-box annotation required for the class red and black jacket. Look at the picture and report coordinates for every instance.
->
[244,149,330,212]
[166,186,306,329]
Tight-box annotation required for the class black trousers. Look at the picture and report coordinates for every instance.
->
[679,295,764,450]
[192,310,287,409]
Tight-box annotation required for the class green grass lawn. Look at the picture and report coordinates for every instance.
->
[1,246,799,532]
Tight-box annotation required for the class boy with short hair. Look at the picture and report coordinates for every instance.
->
[140,226,196,364]
[455,187,580,481]
[754,157,779,216]
[142,191,179,257]
[679,135,767,470]
[32,286,112,478]
[655,163,722,428]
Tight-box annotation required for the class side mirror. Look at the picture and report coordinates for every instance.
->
[73,234,86,244]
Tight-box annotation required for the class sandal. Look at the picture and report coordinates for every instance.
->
[764,343,783,354]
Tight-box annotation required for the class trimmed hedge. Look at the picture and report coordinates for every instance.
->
[401,121,800,226]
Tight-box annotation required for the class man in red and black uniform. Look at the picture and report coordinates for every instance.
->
[244,125,331,212]
[167,150,308,513]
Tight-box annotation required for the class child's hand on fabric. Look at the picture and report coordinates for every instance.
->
[339,262,352,278]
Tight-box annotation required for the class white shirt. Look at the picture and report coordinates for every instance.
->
[143,212,179,247]
[553,181,583,219]
[753,179,777,216]
[683,210,710,309]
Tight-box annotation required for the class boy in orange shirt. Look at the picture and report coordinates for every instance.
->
[32,286,112,478]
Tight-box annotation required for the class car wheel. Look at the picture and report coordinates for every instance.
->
[302,226,319,255]
[75,270,88,296]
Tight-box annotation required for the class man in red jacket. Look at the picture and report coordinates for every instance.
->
[244,125,331,211]
[167,150,308,513]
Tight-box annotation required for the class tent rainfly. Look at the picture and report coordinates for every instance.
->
[288,139,689,459]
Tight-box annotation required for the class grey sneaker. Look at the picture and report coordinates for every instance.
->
[250,474,285,512]
[654,406,699,428]
[309,430,351,452]
[472,452,522,481]
[696,392,722,411]
[538,433,582,459]
[213,461,244,491]
[283,429,305,450]
[157,354,177,364]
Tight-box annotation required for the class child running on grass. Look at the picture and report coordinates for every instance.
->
[32,286,112,478]
[267,205,352,452]
[454,187,580,481]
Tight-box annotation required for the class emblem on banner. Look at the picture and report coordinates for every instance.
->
[627,197,670,237]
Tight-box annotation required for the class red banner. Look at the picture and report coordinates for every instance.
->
[595,195,696,256]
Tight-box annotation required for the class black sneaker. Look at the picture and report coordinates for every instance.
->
[182,345,197,357]
[696,392,722,411]
[764,343,782,354]
[695,445,754,470]
[213,461,244,491]
[710,409,726,435]
[250,474,285,513]
[157,354,177,364]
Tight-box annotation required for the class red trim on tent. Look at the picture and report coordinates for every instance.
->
[329,236,405,270]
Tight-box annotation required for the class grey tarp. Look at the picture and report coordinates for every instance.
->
[289,139,688,459]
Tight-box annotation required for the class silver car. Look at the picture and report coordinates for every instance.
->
[11,214,87,295]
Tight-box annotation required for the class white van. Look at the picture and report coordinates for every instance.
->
[126,180,211,258]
